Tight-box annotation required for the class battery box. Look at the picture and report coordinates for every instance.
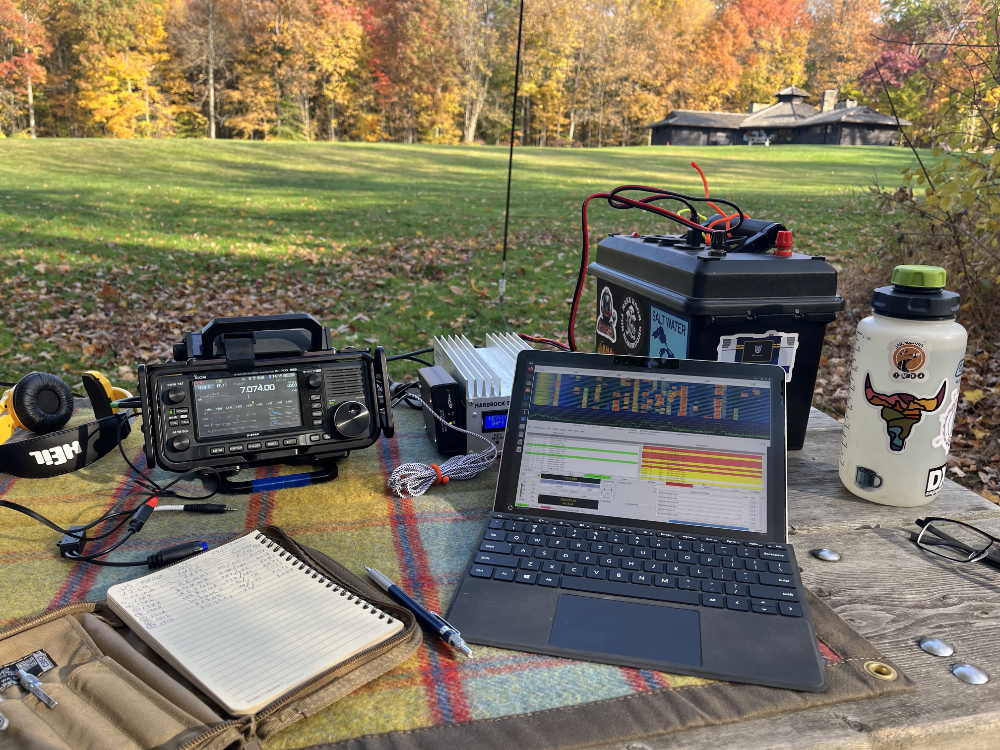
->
[588,234,845,449]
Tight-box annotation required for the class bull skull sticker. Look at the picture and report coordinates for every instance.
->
[864,374,947,453]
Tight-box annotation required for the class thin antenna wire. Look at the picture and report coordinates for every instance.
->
[498,0,525,333]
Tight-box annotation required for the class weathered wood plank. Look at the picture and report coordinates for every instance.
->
[585,522,1000,749]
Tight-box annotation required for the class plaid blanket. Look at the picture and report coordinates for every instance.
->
[0,406,780,748]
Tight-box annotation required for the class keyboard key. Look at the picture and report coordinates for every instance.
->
[503,521,523,531]
[545,525,564,536]
[735,570,758,584]
[654,575,675,587]
[677,577,699,590]
[649,538,668,549]
[563,564,584,577]
[576,553,596,565]
[692,542,713,554]
[561,576,700,605]
[519,559,540,570]
[480,541,512,554]
[768,562,794,575]
[608,570,629,583]
[476,552,517,567]
[745,559,767,572]
[524,523,544,535]
[537,561,559,574]
[506,532,526,544]
[750,585,799,602]
[701,580,723,593]
[484,530,504,541]
[759,549,789,561]
[556,551,575,562]
[737,547,758,558]
[494,567,516,581]
[512,545,532,557]
[569,540,588,551]
[712,568,735,581]
[679,534,699,541]
[670,540,692,551]
[547,538,567,549]
[538,574,560,587]
[700,555,720,567]
[586,567,607,579]
[488,519,504,530]
[470,565,493,578]
[716,545,735,556]
[758,573,796,587]
[621,559,641,571]
[586,531,605,541]
[632,547,651,559]
[654,550,676,562]
[689,566,710,579]
[528,535,545,545]
[516,572,537,584]
[677,552,697,564]
[493,513,510,519]
[564,528,583,539]
[534,548,554,559]
[599,556,618,567]
[779,602,803,617]
[667,563,687,576]
[766,543,786,550]
[702,594,725,608]
[643,560,665,573]
[631,572,652,585]
[725,582,748,596]
[752,602,778,615]
[591,542,610,554]
[609,533,627,544]
[627,535,646,546]
[612,545,630,556]
[722,557,743,569]
[726,596,749,611]
[745,541,764,548]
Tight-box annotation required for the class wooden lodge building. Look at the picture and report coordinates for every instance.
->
[645,87,909,147]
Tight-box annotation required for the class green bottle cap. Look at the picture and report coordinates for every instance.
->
[891,265,946,289]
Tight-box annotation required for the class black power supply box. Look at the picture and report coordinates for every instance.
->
[418,366,466,456]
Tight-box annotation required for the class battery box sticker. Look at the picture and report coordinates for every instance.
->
[649,305,689,359]
[596,286,618,344]
[717,330,799,382]
[620,295,644,351]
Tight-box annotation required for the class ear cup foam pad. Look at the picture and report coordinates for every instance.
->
[12,372,74,433]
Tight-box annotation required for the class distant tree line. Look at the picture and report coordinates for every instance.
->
[0,0,982,142]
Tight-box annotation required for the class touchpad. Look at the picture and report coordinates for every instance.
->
[549,595,702,666]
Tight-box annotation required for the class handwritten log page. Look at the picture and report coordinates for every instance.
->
[106,532,403,715]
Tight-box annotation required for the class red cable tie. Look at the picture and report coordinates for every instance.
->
[430,465,448,485]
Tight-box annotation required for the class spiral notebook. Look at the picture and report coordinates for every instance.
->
[106,531,404,715]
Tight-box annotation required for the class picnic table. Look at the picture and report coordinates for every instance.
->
[596,409,1000,750]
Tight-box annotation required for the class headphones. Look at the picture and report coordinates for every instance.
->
[0,371,134,478]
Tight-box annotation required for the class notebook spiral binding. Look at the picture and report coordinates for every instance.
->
[254,532,394,624]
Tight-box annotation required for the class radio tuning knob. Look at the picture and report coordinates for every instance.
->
[333,401,371,438]
[307,373,323,389]
[166,386,186,404]
[168,435,191,452]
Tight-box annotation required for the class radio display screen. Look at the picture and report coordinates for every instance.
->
[482,411,508,432]
[193,372,302,439]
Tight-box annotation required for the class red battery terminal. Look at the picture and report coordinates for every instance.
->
[774,230,793,257]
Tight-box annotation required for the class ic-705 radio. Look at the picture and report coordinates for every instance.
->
[137,314,393,476]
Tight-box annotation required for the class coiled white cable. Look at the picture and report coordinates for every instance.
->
[387,397,499,499]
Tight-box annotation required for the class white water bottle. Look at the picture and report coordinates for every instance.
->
[839,265,966,507]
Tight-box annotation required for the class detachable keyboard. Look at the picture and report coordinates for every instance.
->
[470,512,804,617]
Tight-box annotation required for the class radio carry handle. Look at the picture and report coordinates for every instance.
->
[178,314,332,362]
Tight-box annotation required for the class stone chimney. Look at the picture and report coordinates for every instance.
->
[835,100,846,110]
[845,99,857,109]
[748,102,768,113]
[821,90,837,113]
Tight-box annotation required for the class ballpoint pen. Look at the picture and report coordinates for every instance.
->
[365,566,474,658]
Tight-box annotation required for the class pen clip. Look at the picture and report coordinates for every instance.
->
[429,611,460,634]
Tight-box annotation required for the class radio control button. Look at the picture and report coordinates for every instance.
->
[333,401,370,438]
[264,439,281,448]
[309,434,320,442]
[307,374,323,389]
[168,435,191,452]
[246,442,263,450]
[168,419,179,427]
[322,433,332,440]
[311,410,323,417]
[175,407,189,414]
[165,386,186,404]
[312,419,324,426]
[309,394,322,401]
[210,446,226,455]
[282,437,299,446]
[179,419,190,426]
[228,444,244,453]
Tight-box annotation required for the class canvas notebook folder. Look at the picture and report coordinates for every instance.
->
[106,530,404,715]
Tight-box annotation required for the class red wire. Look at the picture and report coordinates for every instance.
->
[518,333,571,351]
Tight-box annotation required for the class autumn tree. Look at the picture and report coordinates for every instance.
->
[805,0,881,94]
[0,0,51,136]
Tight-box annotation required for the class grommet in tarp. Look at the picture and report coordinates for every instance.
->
[864,661,898,681]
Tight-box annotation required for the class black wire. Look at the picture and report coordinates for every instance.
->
[64,530,136,561]
[606,186,746,232]
[115,416,221,501]
[386,347,433,362]
[65,557,147,567]
[393,355,433,368]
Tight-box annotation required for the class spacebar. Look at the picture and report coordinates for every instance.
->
[560,577,700,605]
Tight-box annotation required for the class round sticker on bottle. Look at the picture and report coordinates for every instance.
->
[888,337,932,382]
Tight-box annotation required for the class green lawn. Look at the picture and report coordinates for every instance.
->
[0,141,916,386]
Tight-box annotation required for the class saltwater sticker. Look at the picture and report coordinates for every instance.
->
[717,330,799,382]
[596,286,617,344]
[620,295,644,351]
[864,374,948,453]
[649,305,689,358]
[888,337,932,382]
[925,463,947,497]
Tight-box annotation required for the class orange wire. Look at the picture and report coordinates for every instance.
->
[690,161,733,230]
